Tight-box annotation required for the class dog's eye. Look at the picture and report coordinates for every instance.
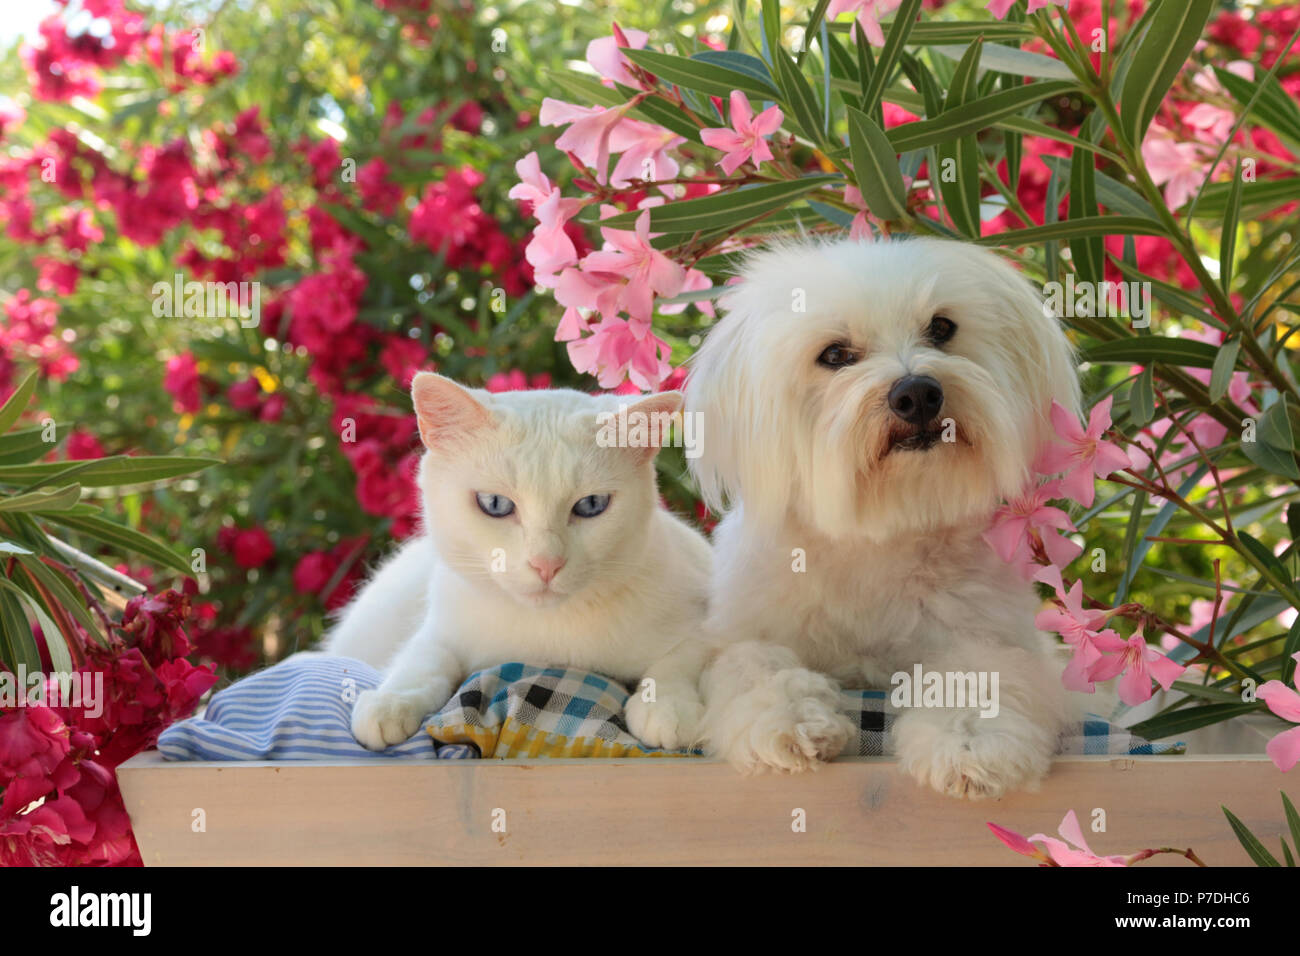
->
[927,315,957,346]
[816,342,859,369]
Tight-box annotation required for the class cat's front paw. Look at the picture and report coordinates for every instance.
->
[351,688,429,751]
[625,685,703,750]
[894,711,1053,800]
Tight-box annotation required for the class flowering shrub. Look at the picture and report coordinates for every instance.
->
[0,0,713,679]
[0,0,709,866]
[0,373,216,865]
[520,0,1300,753]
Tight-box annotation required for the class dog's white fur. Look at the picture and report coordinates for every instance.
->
[327,374,712,751]
[688,237,1082,798]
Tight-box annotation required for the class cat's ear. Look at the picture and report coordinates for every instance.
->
[411,372,493,450]
[625,390,683,465]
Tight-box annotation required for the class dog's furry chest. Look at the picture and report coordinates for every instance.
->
[715,523,1038,683]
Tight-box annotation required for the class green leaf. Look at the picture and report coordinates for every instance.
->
[999,114,1124,165]
[1119,0,1216,147]
[614,84,706,141]
[595,175,838,234]
[1109,256,1221,327]
[1214,65,1300,146]
[760,0,780,62]
[933,38,982,237]
[41,512,194,576]
[15,554,104,647]
[891,84,1078,150]
[0,425,63,466]
[691,50,779,94]
[1260,395,1295,450]
[0,455,220,488]
[1068,153,1104,285]
[772,48,826,144]
[846,108,907,221]
[1082,336,1218,368]
[1241,435,1300,481]
[1209,338,1241,403]
[972,216,1166,246]
[1222,806,1282,867]
[798,0,834,66]
[1129,701,1262,740]
[0,583,41,674]
[1283,793,1300,859]
[1238,531,1290,584]
[545,69,624,109]
[0,370,37,436]
[1188,177,1300,218]
[1129,367,1155,427]
[859,0,922,114]
[1282,618,1300,685]
[931,42,1074,81]
[1041,155,1156,218]
[621,48,779,100]
[5,576,72,675]
[0,484,82,513]
[1221,161,1244,291]
[829,21,1032,45]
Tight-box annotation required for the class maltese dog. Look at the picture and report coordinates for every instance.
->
[687,236,1081,799]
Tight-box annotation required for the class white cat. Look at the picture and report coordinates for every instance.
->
[326,372,712,752]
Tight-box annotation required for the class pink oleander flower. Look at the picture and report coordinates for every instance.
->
[1031,566,1117,693]
[988,0,1070,20]
[1257,654,1300,772]
[1035,396,1130,507]
[510,151,584,278]
[1088,628,1187,707]
[586,25,649,87]
[1142,124,1210,210]
[566,315,672,390]
[539,98,634,184]
[1183,102,1236,146]
[984,480,1082,578]
[581,208,686,322]
[828,0,904,47]
[843,184,874,241]
[700,90,783,176]
[609,119,685,189]
[990,810,1128,867]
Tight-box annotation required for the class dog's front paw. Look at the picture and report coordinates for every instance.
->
[625,684,703,750]
[894,713,1053,800]
[351,689,429,751]
[706,669,854,773]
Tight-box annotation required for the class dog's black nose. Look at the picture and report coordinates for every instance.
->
[888,375,944,425]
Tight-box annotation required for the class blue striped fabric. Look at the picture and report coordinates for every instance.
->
[158,653,475,761]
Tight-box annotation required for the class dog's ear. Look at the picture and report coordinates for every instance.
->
[986,255,1081,463]
[685,297,791,525]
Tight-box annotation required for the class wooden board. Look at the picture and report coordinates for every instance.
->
[117,752,1293,866]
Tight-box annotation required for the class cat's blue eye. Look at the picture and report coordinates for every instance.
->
[475,492,515,518]
[572,494,610,518]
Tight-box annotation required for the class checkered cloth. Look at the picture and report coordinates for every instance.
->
[430,664,1185,758]
[428,663,692,758]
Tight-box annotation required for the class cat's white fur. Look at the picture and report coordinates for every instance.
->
[687,237,1083,799]
[326,373,712,751]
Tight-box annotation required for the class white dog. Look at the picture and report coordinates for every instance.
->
[687,237,1081,799]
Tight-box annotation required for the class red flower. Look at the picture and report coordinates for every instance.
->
[64,429,106,460]
[163,351,202,413]
[218,525,275,570]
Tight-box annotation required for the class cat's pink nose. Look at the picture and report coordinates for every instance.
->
[528,555,566,584]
